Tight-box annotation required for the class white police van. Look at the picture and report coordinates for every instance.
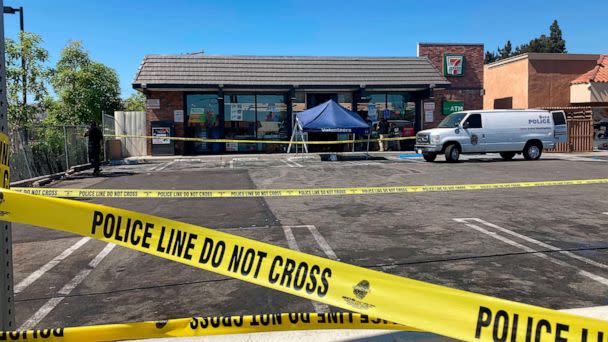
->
[415,109,567,162]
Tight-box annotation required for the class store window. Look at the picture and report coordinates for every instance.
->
[186,94,220,153]
[338,92,353,110]
[224,94,256,152]
[224,93,288,152]
[387,94,415,122]
[367,94,386,122]
[362,93,414,122]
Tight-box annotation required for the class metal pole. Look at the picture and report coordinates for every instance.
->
[0,0,16,329]
[101,111,106,162]
[18,7,25,126]
[63,125,69,170]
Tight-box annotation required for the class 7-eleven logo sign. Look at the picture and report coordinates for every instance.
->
[444,54,465,76]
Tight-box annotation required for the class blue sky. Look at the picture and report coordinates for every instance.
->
[4,0,608,98]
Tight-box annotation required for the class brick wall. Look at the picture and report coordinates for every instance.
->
[144,91,185,154]
[418,43,484,129]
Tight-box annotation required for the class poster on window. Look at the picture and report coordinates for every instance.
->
[368,103,378,121]
[424,102,435,123]
[152,127,170,145]
[228,104,244,121]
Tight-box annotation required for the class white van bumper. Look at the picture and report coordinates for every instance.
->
[415,144,442,153]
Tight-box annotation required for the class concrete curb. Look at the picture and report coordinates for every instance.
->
[10,163,92,188]
[122,151,418,164]
[118,150,608,165]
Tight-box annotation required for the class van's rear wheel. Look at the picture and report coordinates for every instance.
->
[445,144,460,163]
[500,152,516,161]
[523,142,542,160]
[422,153,437,162]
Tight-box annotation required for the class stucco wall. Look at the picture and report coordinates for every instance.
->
[572,83,608,104]
[570,83,592,103]
[483,57,528,109]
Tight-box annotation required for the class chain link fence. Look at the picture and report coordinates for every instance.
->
[10,125,89,182]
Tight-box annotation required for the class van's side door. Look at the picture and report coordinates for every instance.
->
[461,113,486,153]
[551,110,568,144]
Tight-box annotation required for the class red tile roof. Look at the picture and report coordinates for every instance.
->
[571,55,608,84]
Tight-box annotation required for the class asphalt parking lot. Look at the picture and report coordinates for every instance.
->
[9,152,608,332]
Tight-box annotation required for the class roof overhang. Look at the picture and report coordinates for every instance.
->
[133,83,449,92]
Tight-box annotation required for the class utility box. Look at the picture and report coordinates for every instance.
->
[151,121,175,155]
[105,139,123,160]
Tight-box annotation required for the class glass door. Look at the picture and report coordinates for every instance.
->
[186,94,221,154]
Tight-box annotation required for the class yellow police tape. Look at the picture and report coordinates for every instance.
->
[12,178,608,199]
[0,133,10,188]
[1,189,607,341]
[108,134,415,145]
[0,312,412,341]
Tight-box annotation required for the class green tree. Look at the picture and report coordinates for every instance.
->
[122,91,146,111]
[4,32,52,127]
[485,20,567,64]
[484,51,497,64]
[498,40,512,59]
[50,41,122,124]
[548,20,566,53]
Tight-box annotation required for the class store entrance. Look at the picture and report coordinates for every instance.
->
[306,93,338,108]
[305,93,342,152]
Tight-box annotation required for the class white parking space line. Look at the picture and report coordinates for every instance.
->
[286,158,304,167]
[146,163,163,171]
[15,237,91,294]
[229,157,259,169]
[280,159,294,168]
[281,159,303,168]
[344,161,382,166]
[19,243,116,330]
[463,218,608,270]
[147,161,174,171]
[453,218,608,287]
[282,226,330,313]
[154,160,177,171]
[281,226,300,250]
[304,225,339,261]
[387,156,424,164]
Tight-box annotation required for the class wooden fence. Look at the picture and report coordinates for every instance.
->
[542,107,594,153]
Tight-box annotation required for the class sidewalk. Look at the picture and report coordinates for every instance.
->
[118,150,608,165]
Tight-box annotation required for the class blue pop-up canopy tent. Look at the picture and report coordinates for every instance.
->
[288,100,371,153]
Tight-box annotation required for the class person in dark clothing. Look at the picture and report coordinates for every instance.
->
[85,122,103,175]
[377,117,390,151]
